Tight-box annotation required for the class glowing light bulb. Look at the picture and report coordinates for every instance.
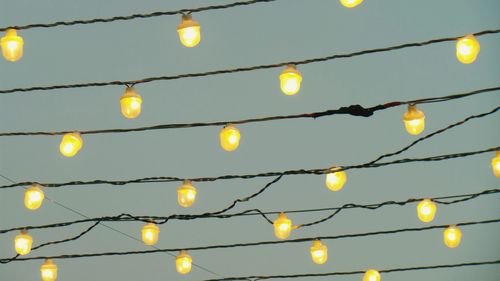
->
[15,230,33,255]
[40,259,58,281]
[176,250,192,275]
[443,225,462,248]
[273,213,292,239]
[456,35,480,64]
[177,14,201,48]
[59,132,83,157]
[177,180,197,208]
[219,124,241,152]
[1,29,24,62]
[340,0,364,8]
[363,269,381,281]
[310,240,328,265]
[403,104,425,135]
[279,65,302,95]
[120,87,142,119]
[491,151,500,178]
[141,223,160,246]
[24,184,45,210]
[325,168,347,191]
[417,199,437,223]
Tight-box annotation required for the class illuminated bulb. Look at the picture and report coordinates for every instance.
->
[1,29,23,62]
[273,213,292,239]
[456,35,480,64]
[24,184,45,210]
[491,151,500,178]
[340,0,364,8]
[177,14,201,48]
[176,250,192,275]
[403,104,425,135]
[443,225,462,248]
[279,65,302,95]
[325,168,347,191]
[141,223,160,246]
[40,259,58,281]
[120,87,142,119]
[417,199,437,223]
[177,180,197,208]
[310,240,328,265]
[363,269,381,281]
[219,124,241,152]
[59,132,83,157]
[15,230,33,255]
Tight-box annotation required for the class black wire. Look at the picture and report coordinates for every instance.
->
[0,29,498,95]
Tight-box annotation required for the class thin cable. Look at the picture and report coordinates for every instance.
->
[0,29,499,95]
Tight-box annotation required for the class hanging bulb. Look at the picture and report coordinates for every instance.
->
[219,124,241,152]
[40,259,58,281]
[279,64,302,95]
[417,199,437,223]
[120,86,142,119]
[273,213,292,239]
[141,223,160,246]
[443,225,462,248]
[310,240,328,265]
[15,230,33,255]
[456,35,480,64]
[59,132,83,157]
[24,184,45,210]
[177,14,201,48]
[403,104,425,135]
[176,250,192,275]
[1,29,24,62]
[325,167,347,191]
[177,180,197,208]
[363,269,381,281]
[340,0,364,8]
[491,151,500,178]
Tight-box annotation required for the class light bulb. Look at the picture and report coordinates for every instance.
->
[279,64,302,95]
[310,240,328,265]
[59,132,83,157]
[456,35,480,64]
[15,230,33,255]
[443,225,462,248]
[403,104,425,135]
[273,213,292,239]
[40,259,58,281]
[363,269,381,281]
[1,29,23,62]
[417,199,437,223]
[491,151,500,178]
[340,0,364,8]
[176,250,192,275]
[24,184,45,210]
[219,124,241,152]
[177,180,197,208]
[325,168,347,191]
[120,87,142,119]
[141,223,160,246]
[177,14,201,48]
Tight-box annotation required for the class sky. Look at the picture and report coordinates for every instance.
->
[0,0,499,280]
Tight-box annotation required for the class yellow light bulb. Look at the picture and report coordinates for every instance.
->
[177,14,201,48]
[403,104,425,135]
[1,29,24,62]
[59,132,83,157]
[363,269,381,281]
[456,35,480,64]
[177,180,197,208]
[443,225,462,248]
[40,259,58,281]
[491,151,500,178]
[15,230,33,255]
[141,223,160,246]
[273,213,292,239]
[310,240,328,265]
[120,87,142,119]
[176,250,192,275]
[24,184,45,210]
[279,65,302,95]
[340,0,364,8]
[417,199,437,223]
[219,124,241,152]
[325,168,347,191]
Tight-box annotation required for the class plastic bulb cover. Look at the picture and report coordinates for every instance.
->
[310,240,328,265]
[15,231,33,255]
[177,15,201,48]
[417,199,437,223]
[325,168,347,191]
[273,213,292,239]
[219,124,241,152]
[120,87,142,119]
[492,151,500,178]
[59,132,83,157]
[403,105,425,135]
[456,35,480,64]
[24,184,45,210]
[363,269,381,281]
[443,225,462,248]
[176,250,192,274]
[279,65,302,95]
[141,223,160,246]
[40,259,58,281]
[177,181,197,208]
[1,29,23,62]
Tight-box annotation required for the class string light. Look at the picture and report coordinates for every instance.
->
[363,269,381,281]
[456,35,480,64]
[219,124,241,152]
[403,104,425,135]
[176,250,193,275]
[120,86,142,119]
[14,230,33,255]
[417,199,437,223]
[325,167,347,191]
[310,240,328,265]
[443,225,462,248]
[491,152,500,177]
[177,180,197,208]
[0,29,23,62]
[279,65,302,95]
[141,223,160,246]
[24,184,45,211]
[177,14,201,48]
[340,0,364,8]
[273,213,292,239]
[40,259,58,281]
[59,132,83,157]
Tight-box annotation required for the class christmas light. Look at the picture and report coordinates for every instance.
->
[141,223,160,246]
[177,14,201,48]
[417,199,437,223]
[273,213,292,239]
[15,230,33,255]
[177,180,197,208]
[325,168,347,191]
[24,184,45,210]
[456,35,480,64]
[219,124,241,152]
[403,104,425,135]
[443,225,462,248]
[340,0,364,8]
[1,29,23,62]
[40,259,58,281]
[120,86,142,119]
[363,269,381,281]
[491,151,500,177]
[59,132,83,157]
[176,250,192,274]
[310,239,328,265]
[279,65,302,95]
